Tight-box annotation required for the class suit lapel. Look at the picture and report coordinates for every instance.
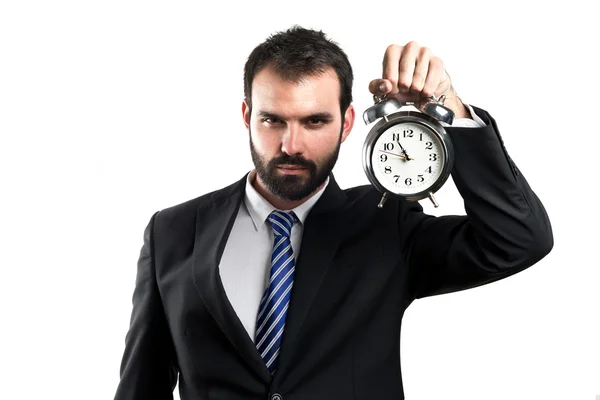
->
[273,174,348,382]
[191,174,272,384]
[190,173,348,385]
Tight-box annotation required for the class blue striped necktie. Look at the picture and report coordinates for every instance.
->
[255,210,297,375]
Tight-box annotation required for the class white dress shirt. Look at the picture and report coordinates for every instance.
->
[219,170,329,342]
[218,105,484,343]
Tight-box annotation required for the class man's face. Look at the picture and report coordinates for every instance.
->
[242,65,355,201]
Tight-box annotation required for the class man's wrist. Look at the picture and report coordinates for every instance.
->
[444,87,470,119]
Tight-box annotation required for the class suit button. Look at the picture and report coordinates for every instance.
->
[271,394,283,400]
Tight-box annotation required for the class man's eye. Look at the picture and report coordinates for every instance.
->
[263,118,281,124]
[307,119,324,126]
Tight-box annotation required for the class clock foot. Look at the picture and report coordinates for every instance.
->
[377,192,388,208]
[428,192,439,208]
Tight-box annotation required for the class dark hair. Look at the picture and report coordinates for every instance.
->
[243,25,353,115]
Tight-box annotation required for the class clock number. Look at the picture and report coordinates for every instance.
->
[384,143,394,151]
[429,153,438,161]
[403,129,413,138]
[392,133,400,141]
[405,178,412,186]
[425,141,433,150]
[393,175,400,183]
[426,166,432,173]
[417,174,424,182]
[380,154,388,162]
[419,133,423,141]
[385,166,392,174]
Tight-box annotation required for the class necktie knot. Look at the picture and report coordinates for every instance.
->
[267,211,296,237]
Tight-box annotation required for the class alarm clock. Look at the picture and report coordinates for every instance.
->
[362,94,455,208]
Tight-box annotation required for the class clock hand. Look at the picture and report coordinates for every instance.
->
[379,150,407,160]
[396,141,414,161]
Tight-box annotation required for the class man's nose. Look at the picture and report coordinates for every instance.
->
[281,124,306,155]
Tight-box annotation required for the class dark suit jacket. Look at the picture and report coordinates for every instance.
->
[114,107,553,400]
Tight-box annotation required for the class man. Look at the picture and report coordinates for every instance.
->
[114,26,553,400]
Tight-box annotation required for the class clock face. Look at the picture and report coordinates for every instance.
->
[371,121,446,196]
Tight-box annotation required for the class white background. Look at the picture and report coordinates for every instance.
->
[1,1,598,399]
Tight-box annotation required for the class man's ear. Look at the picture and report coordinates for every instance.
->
[341,104,355,144]
[242,98,251,129]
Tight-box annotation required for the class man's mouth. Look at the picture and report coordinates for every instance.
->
[278,164,306,169]
[277,165,308,173]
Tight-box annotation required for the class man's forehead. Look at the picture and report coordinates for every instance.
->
[254,63,339,85]
[253,66,339,94]
[251,67,341,114]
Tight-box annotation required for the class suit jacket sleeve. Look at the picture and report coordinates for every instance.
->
[402,107,554,300]
[114,211,178,400]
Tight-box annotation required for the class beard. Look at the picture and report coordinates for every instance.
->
[249,126,342,202]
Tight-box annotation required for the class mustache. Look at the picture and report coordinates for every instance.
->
[268,154,316,169]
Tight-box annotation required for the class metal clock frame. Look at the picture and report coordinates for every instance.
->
[362,110,455,208]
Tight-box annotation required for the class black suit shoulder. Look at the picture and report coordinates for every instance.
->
[342,183,377,201]
[149,175,247,259]
[154,175,246,228]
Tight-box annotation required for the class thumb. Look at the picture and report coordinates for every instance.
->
[368,79,391,95]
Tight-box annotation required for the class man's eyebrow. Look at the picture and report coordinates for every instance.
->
[256,111,334,121]
[301,112,334,121]
[256,111,283,120]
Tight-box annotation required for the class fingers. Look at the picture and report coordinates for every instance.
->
[374,41,449,100]
[382,44,402,94]
[410,47,431,95]
[422,56,445,98]
[396,43,420,94]
[368,79,391,95]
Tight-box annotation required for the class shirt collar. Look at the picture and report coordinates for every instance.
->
[244,169,329,230]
